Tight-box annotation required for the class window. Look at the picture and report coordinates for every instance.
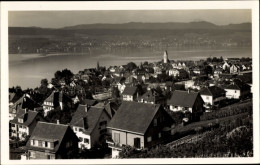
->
[84,138,89,144]
[206,96,209,100]
[147,136,152,142]
[47,155,51,159]
[31,139,35,146]
[134,138,141,148]
[158,133,161,138]
[79,128,83,132]
[153,119,157,126]
[66,141,73,148]
[79,137,83,142]
[38,140,42,147]
[114,133,120,143]
[30,151,35,158]
[42,141,48,147]
[74,127,78,132]
[234,90,237,93]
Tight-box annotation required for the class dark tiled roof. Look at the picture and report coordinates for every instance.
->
[70,105,105,134]
[9,95,40,113]
[10,110,39,126]
[81,99,97,106]
[167,90,199,108]
[225,79,251,90]
[200,86,226,98]
[122,86,137,96]
[107,102,160,134]
[26,122,72,153]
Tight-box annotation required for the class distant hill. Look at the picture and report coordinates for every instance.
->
[9,21,251,35]
[62,21,221,30]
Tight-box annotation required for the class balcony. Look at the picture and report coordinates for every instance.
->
[106,139,122,150]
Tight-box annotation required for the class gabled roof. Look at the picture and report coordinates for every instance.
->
[167,90,200,108]
[26,122,73,153]
[225,79,251,91]
[10,110,39,126]
[10,95,40,112]
[81,99,97,106]
[200,86,226,98]
[122,86,137,96]
[107,102,161,135]
[70,105,107,134]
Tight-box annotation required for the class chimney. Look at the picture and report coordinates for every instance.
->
[188,89,190,93]
[57,120,60,124]
[24,108,28,113]
[85,105,88,113]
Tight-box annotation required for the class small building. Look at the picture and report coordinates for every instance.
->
[26,121,79,159]
[224,79,251,99]
[106,102,175,158]
[213,68,223,77]
[230,64,240,74]
[199,86,226,106]
[10,109,45,140]
[122,86,138,101]
[167,90,204,118]
[137,89,166,105]
[70,105,111,149]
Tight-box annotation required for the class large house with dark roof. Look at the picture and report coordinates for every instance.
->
[224,79,251,99]
[10,109,45,140]
[199,86,226,106]
[106,102,175,158]
[70,104,111,149]
[26,122,79,159]
[167,90,204,117]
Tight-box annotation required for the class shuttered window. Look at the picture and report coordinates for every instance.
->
[114,132,120,143]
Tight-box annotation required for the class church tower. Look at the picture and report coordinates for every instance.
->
[163,50,169,64]
[97,61,100,70]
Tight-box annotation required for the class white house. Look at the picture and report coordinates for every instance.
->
[199,86,226,106]
[224,80,251,99]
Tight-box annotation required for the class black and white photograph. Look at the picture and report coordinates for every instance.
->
[1,1,259,164]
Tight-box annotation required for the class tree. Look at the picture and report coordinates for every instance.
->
[204,65,213,75]
[207,57,212,62]
[41,78,48,87]
[125,62,137,72]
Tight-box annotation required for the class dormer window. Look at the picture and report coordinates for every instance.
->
[18,118,24,123]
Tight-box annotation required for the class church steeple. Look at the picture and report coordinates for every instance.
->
[163,50,169,64]
[97,61,100,70]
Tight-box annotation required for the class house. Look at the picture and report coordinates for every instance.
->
[9,94,41,120]
[199,86,226,106]
[26,122,79,159]
[193,67,205,75]
[230,64,240,74]
[222,61,231,71]
[106,102,175,158]
[70,105,111,149]
[213,68,223,77]
[42,91,72,116]
[137,88,166,105]
[167,90,204,119]
[10,109,45,140]
[153,66,162,74]
[122,86,139,101]
[224,79,251,99]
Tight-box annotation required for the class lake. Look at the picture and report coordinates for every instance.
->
[9,47,251,89]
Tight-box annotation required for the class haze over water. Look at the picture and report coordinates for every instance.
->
[9,47,251,89]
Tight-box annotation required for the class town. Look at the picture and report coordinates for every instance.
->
[9,51,253,159]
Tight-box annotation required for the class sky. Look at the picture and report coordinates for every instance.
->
[8,9,251,28]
